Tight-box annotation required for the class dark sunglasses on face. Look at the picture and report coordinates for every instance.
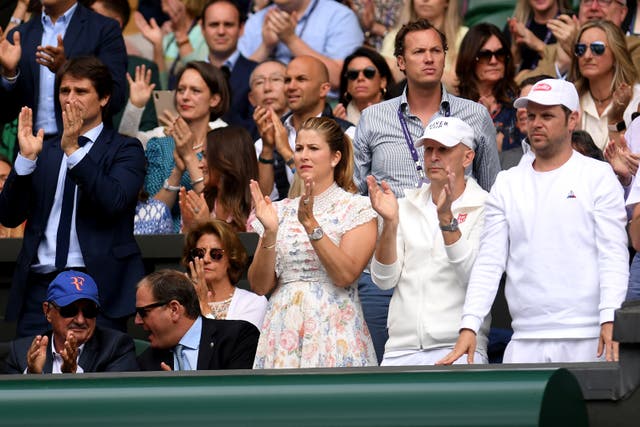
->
[135,301,168,319]
[189,247,225,261]
[475,48,508,63]
[574,41,606,57]
[49,301,99,319]
[345,66,377,81]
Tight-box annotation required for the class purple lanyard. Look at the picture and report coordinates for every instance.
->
[397,106,427,187]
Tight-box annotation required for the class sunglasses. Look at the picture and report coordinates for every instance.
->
[345,66,377,81]
[574,41,606,57]
[475,48,508,63]
[135,301,168,319]
[49,301,99,319]
[189,247,225,261]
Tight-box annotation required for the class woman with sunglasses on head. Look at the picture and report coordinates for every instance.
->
[333,47,394,126]
[380,0,466,91]
[249,117,378,368]
[120,61,230,231]
[182,220,267,329]
[569,20,640,151]
[179,126,259,233]
[456,23,519,153]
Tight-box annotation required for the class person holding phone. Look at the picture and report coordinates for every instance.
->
[119,61,231,231]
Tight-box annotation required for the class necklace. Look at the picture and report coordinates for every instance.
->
[590,90,612,106]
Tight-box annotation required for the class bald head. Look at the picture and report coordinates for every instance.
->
[285,55,331,117]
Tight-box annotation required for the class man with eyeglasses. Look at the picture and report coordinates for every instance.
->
[254,55,353,200]
[135,270,259,371]
[5,270,139,374]
[438,79,628,365]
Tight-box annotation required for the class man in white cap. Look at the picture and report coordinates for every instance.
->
[367,116,490,365]
[439,78,629,365]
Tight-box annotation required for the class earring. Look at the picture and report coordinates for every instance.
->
[381,87,387,96]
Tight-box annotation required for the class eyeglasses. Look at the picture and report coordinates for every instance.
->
[345,66,377,81]
[49,301,99,319]
[250,75,285,88]
[582,0,626,7]
[135,301,168,319]
[574,41,606,57]
[475,48,508,64]
[189,247,225,261]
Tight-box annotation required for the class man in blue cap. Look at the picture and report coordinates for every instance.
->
[5,270,139,374]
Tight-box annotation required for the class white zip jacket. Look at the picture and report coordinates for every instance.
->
[371,178,490,357]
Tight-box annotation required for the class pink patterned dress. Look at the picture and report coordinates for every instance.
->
[253,183,377,368]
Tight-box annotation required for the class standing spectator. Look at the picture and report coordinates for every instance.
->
[249,117,377,368]
[5,270,139,374]
[0,0,128,137]
[570,19,640,150]
[237,0,363,90]
[0,57,146,337]
[456,23,519,153]
[439,79,628,365]
[333,47,393,126]
[353,19,500,363]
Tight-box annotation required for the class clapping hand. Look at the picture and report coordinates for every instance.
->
[250,179,279,232]
[61,101,84,156]
[189,257,214,316]
[0,29,21,76]
[127,64,156,108]
[366,175,398,224]
[134,11,163,48]
[36,34,66,73]
[297,177,317,230]
[435,167,456,225]
[26,334,48,374]
[60,331,79,373]
[17,107,44,161]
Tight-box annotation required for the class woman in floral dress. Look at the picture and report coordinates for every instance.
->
[249,117,378,368]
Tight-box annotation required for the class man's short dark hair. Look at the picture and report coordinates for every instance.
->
[55,56,113,101]
[140,270,201,319]
[88,0,131,27]
[394,19,448,58]
[201,0,246,24]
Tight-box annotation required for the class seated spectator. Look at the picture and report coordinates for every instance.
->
[505,0,573,72]
[134,0,209,89]
[5,270,139,374]
[180,126,258,232]
[183,219,267,328]
[120,61,230,231]
[0,153,24,238]
[88,0,162,132]
[237,0,364,90]
[368,117,490,366]
[134,188,174,235]
[380,0,466,91]
[333,47,393,126]
[572,129,604,160]
[350,0,403,50]
[186,0,258,134]
[569,20,640,151]
[457,23,519,153]
[135,269,260,371]
[248,60,289,142]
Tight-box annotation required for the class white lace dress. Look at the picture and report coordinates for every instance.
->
[253,183,378,368]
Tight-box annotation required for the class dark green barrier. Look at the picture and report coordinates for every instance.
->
[0,368,586,427]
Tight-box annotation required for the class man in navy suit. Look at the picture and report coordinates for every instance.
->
[196,0,257,135]
[0,0,127,134]
[0,56,145,337]
[5,270,139,374]
[135,270,259,371]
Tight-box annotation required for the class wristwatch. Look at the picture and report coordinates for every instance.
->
[608,121,626,132]
[308,226,324,241]
[439,217,459,232]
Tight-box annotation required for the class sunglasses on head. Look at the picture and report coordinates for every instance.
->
[189,247,225,261]
[574,41,606,57]
[475,48,508,63]
[345,66,377,81]
[49,301,99,319]
[135,301,168,319]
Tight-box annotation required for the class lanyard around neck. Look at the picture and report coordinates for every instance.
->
[397,105,427,187]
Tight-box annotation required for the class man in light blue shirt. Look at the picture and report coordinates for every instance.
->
[238,0,363,91]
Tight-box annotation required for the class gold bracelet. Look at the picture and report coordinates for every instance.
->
[262,242,276,249]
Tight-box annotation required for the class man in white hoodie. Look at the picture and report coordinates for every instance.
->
[439,79,629,364]
[367,116,490,365]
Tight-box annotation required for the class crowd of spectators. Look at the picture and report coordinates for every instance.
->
[0,0,639,373]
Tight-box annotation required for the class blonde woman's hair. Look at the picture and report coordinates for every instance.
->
[512,0,572,25]
[570,20,638,96]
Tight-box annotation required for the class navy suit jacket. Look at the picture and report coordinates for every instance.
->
[0,4,128,128]
[5,326,139,374]
[0,127,146,320]
[137,318,260,371]
[222,54,257,137]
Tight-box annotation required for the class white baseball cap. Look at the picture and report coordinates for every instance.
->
[416,116,475,150]
[513,78,579,112]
